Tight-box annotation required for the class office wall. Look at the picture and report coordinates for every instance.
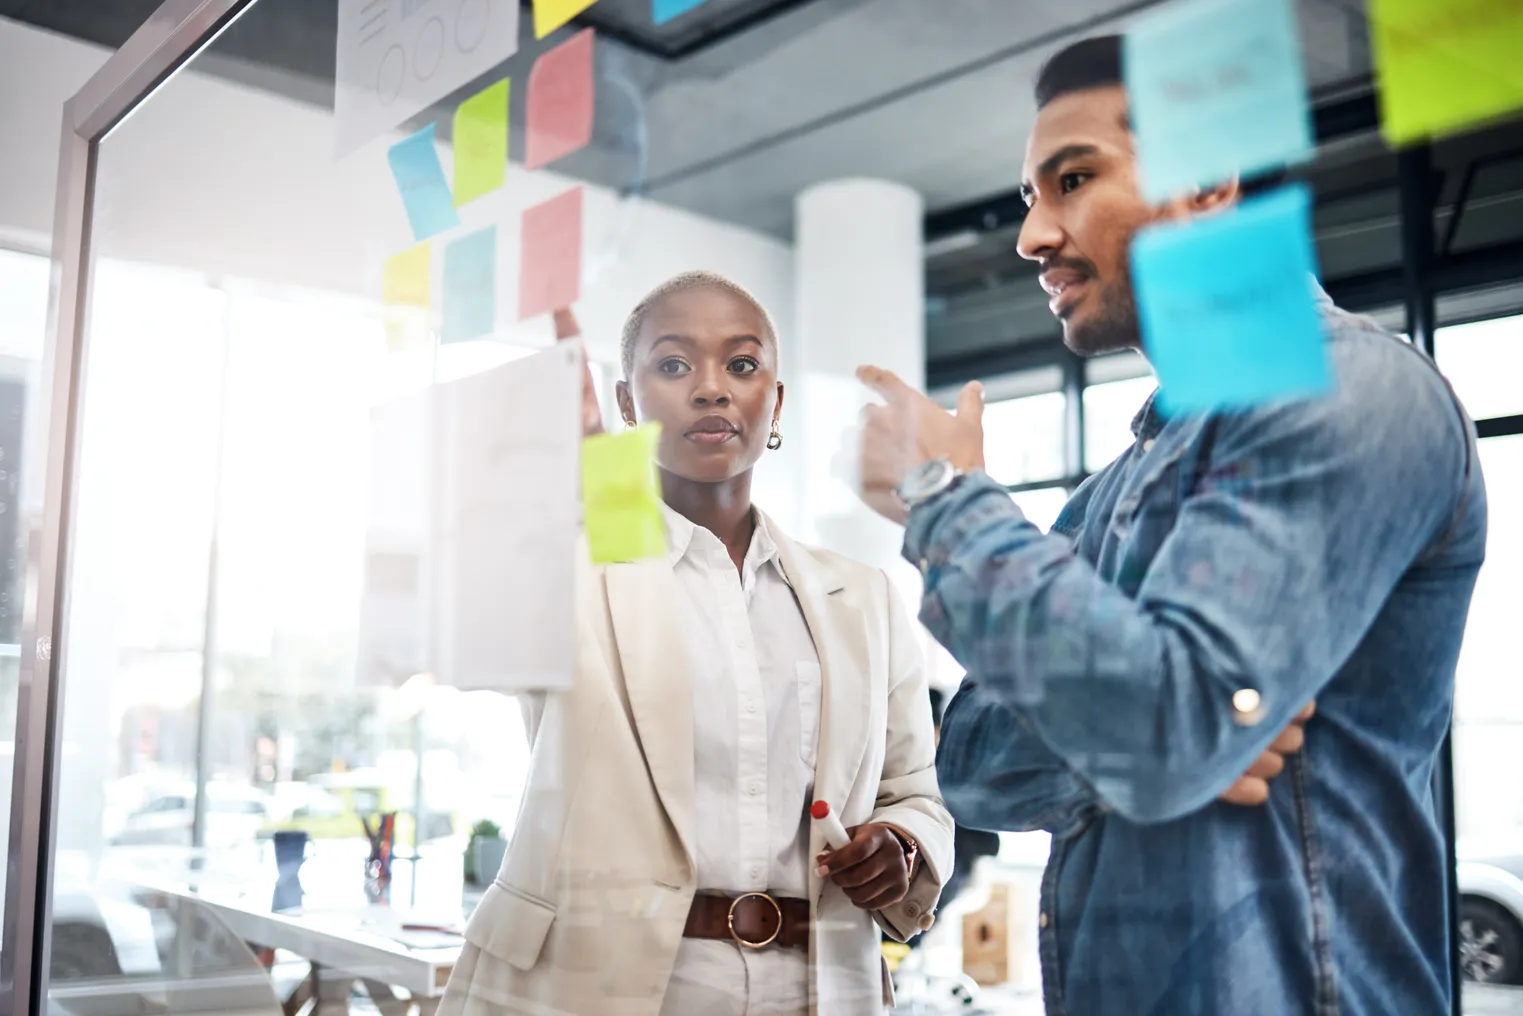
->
[0,13,804,871]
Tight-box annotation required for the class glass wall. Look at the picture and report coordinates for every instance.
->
[0,245,49,911]
[9,2,1522,1015]
[1440,313,1523,1003]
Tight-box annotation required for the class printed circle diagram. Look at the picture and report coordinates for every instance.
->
[376,44,406,105]
[414,16,445,82]
[456,0,490,53]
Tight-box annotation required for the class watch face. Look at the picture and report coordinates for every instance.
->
[901,459,954,503]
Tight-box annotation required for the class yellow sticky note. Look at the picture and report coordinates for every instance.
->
[533,0,599,39]
[453,78,509,208]
[383,241,430,352]
[583,424,667,565]
[1370,0,1523,145]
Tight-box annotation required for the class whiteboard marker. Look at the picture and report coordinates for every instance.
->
[810,800,851,850]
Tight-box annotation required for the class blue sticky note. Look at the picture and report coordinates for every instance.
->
[442,226,497,344]
[1125,0,1313,203]
[653,0,708,23]
[387,124,461,242]
[1130,184,1331,413]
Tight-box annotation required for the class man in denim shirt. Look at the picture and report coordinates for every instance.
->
[849,36,1487,1016]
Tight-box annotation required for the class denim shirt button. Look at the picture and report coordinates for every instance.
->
[1232,688,1264,722]
[1141,438,1156,453]
[1039,911,1050,929]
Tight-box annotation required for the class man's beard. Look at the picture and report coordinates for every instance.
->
[1062,279,1141,357]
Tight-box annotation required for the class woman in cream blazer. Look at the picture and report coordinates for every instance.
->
[441,271,953,1016]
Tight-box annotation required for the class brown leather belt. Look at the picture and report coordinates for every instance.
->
[683,892,810,950]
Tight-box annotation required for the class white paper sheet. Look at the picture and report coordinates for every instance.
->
[357,345,580,692]
[335,0,521,157]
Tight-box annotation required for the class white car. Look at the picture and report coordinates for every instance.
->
[111,782,271,849]
[1458,836,1523,984]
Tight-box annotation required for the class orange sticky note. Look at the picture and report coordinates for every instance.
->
[382,242,431,352]
[518,187,583,322]
[533,0,599,39]
[525,29,595,170]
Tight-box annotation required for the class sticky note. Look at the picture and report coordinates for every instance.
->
[1370,0,1523,145]
[525,29,595,170]
[382,242,431,352]
[442,226,497,344]
[1130,184,1331,413]
[387,124,461,242]
[1125,0,1313,203]
[453,78,509,208]
[533,0,599,39]
[654,0,709,23]
[582,424,667,565]
[519,187,583,321]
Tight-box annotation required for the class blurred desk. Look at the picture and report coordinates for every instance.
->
[138,882,463,1016]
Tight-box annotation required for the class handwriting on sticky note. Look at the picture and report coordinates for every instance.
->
[442,226,497,344]
[1370,0,1523,145]
[383,241,431,352]
[388,124,462,242]
[453,78,509,207]
[533,0,599,39]
[654,0,709,23]
[1130,184,1331,413]
[1125,0,1312,203]
[583,425,667,565]
[525,29,595,170]
[519,187,584,321]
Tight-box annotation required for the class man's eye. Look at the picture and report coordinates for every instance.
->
[1059,172,1091,194]
[658,358,690,375]
[729,356,760,375]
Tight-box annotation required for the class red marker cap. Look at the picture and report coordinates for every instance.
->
[810,800,831,820]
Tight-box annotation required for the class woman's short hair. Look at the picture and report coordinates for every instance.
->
[620,270,780,380]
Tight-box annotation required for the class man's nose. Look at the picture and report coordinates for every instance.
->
[1017,200,1063,262]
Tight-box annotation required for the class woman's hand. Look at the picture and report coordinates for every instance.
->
[816,822,912,911]
[1218,700,1317,806]
[553,307,604,437]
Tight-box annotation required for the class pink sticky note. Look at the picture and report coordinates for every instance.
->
[525,29,595,170]
[519,187,583,321]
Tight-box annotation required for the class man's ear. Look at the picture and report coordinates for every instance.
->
[1158,176,1241,223]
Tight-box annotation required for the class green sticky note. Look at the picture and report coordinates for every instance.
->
[583,425,667,565]
[453,78,509,208]
[1371,0,1523,146]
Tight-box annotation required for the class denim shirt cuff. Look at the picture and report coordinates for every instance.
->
[903,471,1023,573]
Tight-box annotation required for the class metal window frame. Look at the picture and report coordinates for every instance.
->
[0,3,255,1014]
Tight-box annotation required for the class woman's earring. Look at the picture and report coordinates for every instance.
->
[766,421,783,450]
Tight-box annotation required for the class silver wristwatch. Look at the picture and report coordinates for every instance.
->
[895,457,963,509]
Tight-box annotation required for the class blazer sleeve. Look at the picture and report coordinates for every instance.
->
[868,572,957,943]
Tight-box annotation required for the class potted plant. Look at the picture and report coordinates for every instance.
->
[465,819,506,886]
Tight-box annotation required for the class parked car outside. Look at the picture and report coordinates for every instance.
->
[110,781,271,849]
[1459,834,1523,984]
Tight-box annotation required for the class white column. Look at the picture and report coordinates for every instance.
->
[790,179,925,585]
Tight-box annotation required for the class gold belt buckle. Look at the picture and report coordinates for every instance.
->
[727,892,782,949]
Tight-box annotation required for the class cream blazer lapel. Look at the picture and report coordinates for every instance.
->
[603,558,697,870]
[766,515,871,884]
